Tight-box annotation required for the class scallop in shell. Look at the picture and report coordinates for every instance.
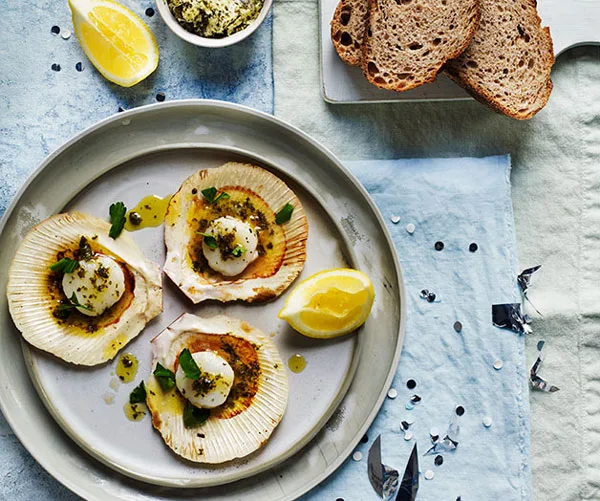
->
[146,313,288,464]
[164,162,308,303]
[6,212,162,365]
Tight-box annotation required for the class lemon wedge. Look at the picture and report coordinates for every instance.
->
[69,0,159,87]
[278,268,375,339]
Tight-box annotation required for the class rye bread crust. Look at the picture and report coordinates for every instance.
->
[331,0,369,66]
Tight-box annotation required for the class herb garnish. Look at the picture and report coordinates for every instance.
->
[231,244,246,257]
[129,381,147,404]
[109,201,127,239]
[179,348,200,380]
[275,203,294,224]
[77,236,94,261]
[50,257,79,274]
[201,187,230,204]
[153,363,176,391]
[183,401,210,428]
[196,232,217,249]
[56,293,92,312]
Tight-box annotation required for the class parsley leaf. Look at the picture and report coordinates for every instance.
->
[275,203,294,225]
[129,381,147,404]
[183,401,210,428]
[153,363,176,391]
[201,187,230,204]
[57,293,92,312]
[196,232,217,249]
[109,202,127,239]
[50,258,79,274]
[178,348,200,380]
[231,245,246,257]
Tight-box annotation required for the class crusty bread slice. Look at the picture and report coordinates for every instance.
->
[444,0,553,119]
[362,0,479,91]
[331,0,369,66]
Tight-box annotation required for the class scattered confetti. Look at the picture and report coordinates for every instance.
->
[404,416,415,425]
[469,242,478,252]
[404,431,413,441]
[430,427,440,439]
[60,30,71,39]
[51,63,61,72]
[530,339,559,392]
[390,215,401,224]
[401,421,410,431]
[453,321,462,332]
[434,455,444,466]
[424,470,434,480]
[406,223,415,234]
[405,402,414,410]
[145,7,155,16]
[493,359,504,370]
[426,414,460,455]
[398,443,419,499]
[360,434,369,443]
[482,416,493,428]
[352,451,363,461]
[118,106,126,113]
[406,379,417,390]
[492,303,531,335]
[387,388,398,399]
[51,25,60,35]
[434,241,444,251]
[455,406,465,416]
[410,394,421,404]
[156,92,166,102]
[75,62,83,72]
[367,435,399,499]
[427,292,436,302]
[518,265,543,315]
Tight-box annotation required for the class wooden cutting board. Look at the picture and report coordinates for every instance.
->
[320,0,600,103]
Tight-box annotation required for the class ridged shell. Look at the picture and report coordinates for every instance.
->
[164,162,308,303]
[146,313,288,464]
[6,212,163,365]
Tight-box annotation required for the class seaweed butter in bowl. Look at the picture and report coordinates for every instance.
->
[156,0,271,47]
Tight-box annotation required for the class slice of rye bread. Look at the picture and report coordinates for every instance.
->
[444,0,554,120]
[362,0,479,91]
[331,0,369,66]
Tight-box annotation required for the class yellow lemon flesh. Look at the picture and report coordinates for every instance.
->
[69,0,159,87]
[278,268,375,339]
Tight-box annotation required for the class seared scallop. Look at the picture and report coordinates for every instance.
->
[6,212,162,365]
[164,162,308,303]
[146,313,288,464]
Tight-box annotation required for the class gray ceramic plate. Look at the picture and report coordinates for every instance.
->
[0,100,405,500]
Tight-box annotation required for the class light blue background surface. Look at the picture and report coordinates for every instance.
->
[302,156,530,500]
[0,1,530,499]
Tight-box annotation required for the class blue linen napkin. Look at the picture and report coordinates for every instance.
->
[0,0,273,217]
[304,155,531,501]
[0,3,272,499]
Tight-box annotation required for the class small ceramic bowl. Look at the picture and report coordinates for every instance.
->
[155,0,272,48]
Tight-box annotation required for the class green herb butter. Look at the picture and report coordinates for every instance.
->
[167,0,264,38]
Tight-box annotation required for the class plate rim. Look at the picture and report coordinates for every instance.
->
[0,99,406,501]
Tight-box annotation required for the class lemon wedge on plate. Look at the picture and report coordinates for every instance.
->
[278,268,375,339]
[69,0,159,87]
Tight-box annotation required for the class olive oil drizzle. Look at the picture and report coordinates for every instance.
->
[125,194,172,231]
[287,353,306,373]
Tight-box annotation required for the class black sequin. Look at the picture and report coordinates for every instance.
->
[427,292,436,302]
[434,241,444,251]
[118,106,126,112]
[75,62,83,72]
[469,242,478,252]
[401,421,410,430]
[360,434,368,443]
[145,7,155,16]
[456,406,465,416]
[406,379,416,389]
[410,394,421,403]
[51,63,61,72]
[435,455,444,466]
[156,92,166,102]
[453,321,462,332]
[336,498,345,501]
[51,25,60,35]
[420,289,428,298]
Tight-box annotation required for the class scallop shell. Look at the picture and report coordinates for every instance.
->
[164,162,308,303]
[6,212,162,365]
[146,313,288,464]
